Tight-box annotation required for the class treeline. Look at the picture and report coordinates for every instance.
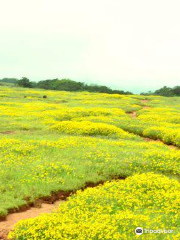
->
[141,86,180,97]
[0,77,132,95]
[0,78,19,84]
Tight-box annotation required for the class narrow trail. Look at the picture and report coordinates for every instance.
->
[128,99,179,150]
[0,131,15,135]
[0,201,64,240]
[143,137,178,150]
[0,190,75,239]
[0,178,125,240]
[128,99,149,118]
[128,111,136,119]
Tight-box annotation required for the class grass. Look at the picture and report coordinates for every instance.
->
[0,86,180,239]
[9,173,180,239]
[2,133,180,218]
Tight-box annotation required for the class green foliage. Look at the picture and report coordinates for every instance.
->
[17,77,32,88]
[0,76,132,94]
[141,85,180,96]
[36,78,132,95]
[36,78,84,91]
[0,78,19,84]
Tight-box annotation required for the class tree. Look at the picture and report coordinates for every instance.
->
[0,78,19,84]
[52,79,84,91]
[17,77,32,88]
[172,86,180,96]
[154,86,173,96]
[23,78,133,95]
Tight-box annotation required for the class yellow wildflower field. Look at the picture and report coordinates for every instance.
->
[0,86,179,239]
[9,173,180,239]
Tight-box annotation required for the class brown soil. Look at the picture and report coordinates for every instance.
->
[167,145,179,150]
[141,100,151,109]
[0,201,65,240]
[144,137,157,142]
[128,100,150,119]
[143,137,179,150]
[0,131,15,135]
[128,111,137,119]
[141,99,149,103]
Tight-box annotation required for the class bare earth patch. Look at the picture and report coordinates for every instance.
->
[141,99,149,103]
[128,111,137,119]
[0,131,15,135]
[143,137,179,150]
[0,179,126,239]
[0,200,64,240]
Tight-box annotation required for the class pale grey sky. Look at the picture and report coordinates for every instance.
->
[0,0,180,93]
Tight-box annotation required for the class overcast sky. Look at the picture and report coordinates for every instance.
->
[0,0,180,93]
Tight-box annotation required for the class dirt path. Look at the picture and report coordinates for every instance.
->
[0,178,125,239]
[141,99,151,109]
[0,131,15,135]
[141,99,149,103]
[128,99,179,150]
[128,111,137,118]
[0,200,65,240]
[143,137,179,150]
[128,99,150,118]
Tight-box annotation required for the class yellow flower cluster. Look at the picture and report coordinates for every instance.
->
[51,120,134,138]
[9,173,180,240]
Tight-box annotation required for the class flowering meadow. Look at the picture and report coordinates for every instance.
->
[9,173,180,239]
[0,86,179,239]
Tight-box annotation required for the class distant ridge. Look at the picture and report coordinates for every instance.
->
[0,77,132,95]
